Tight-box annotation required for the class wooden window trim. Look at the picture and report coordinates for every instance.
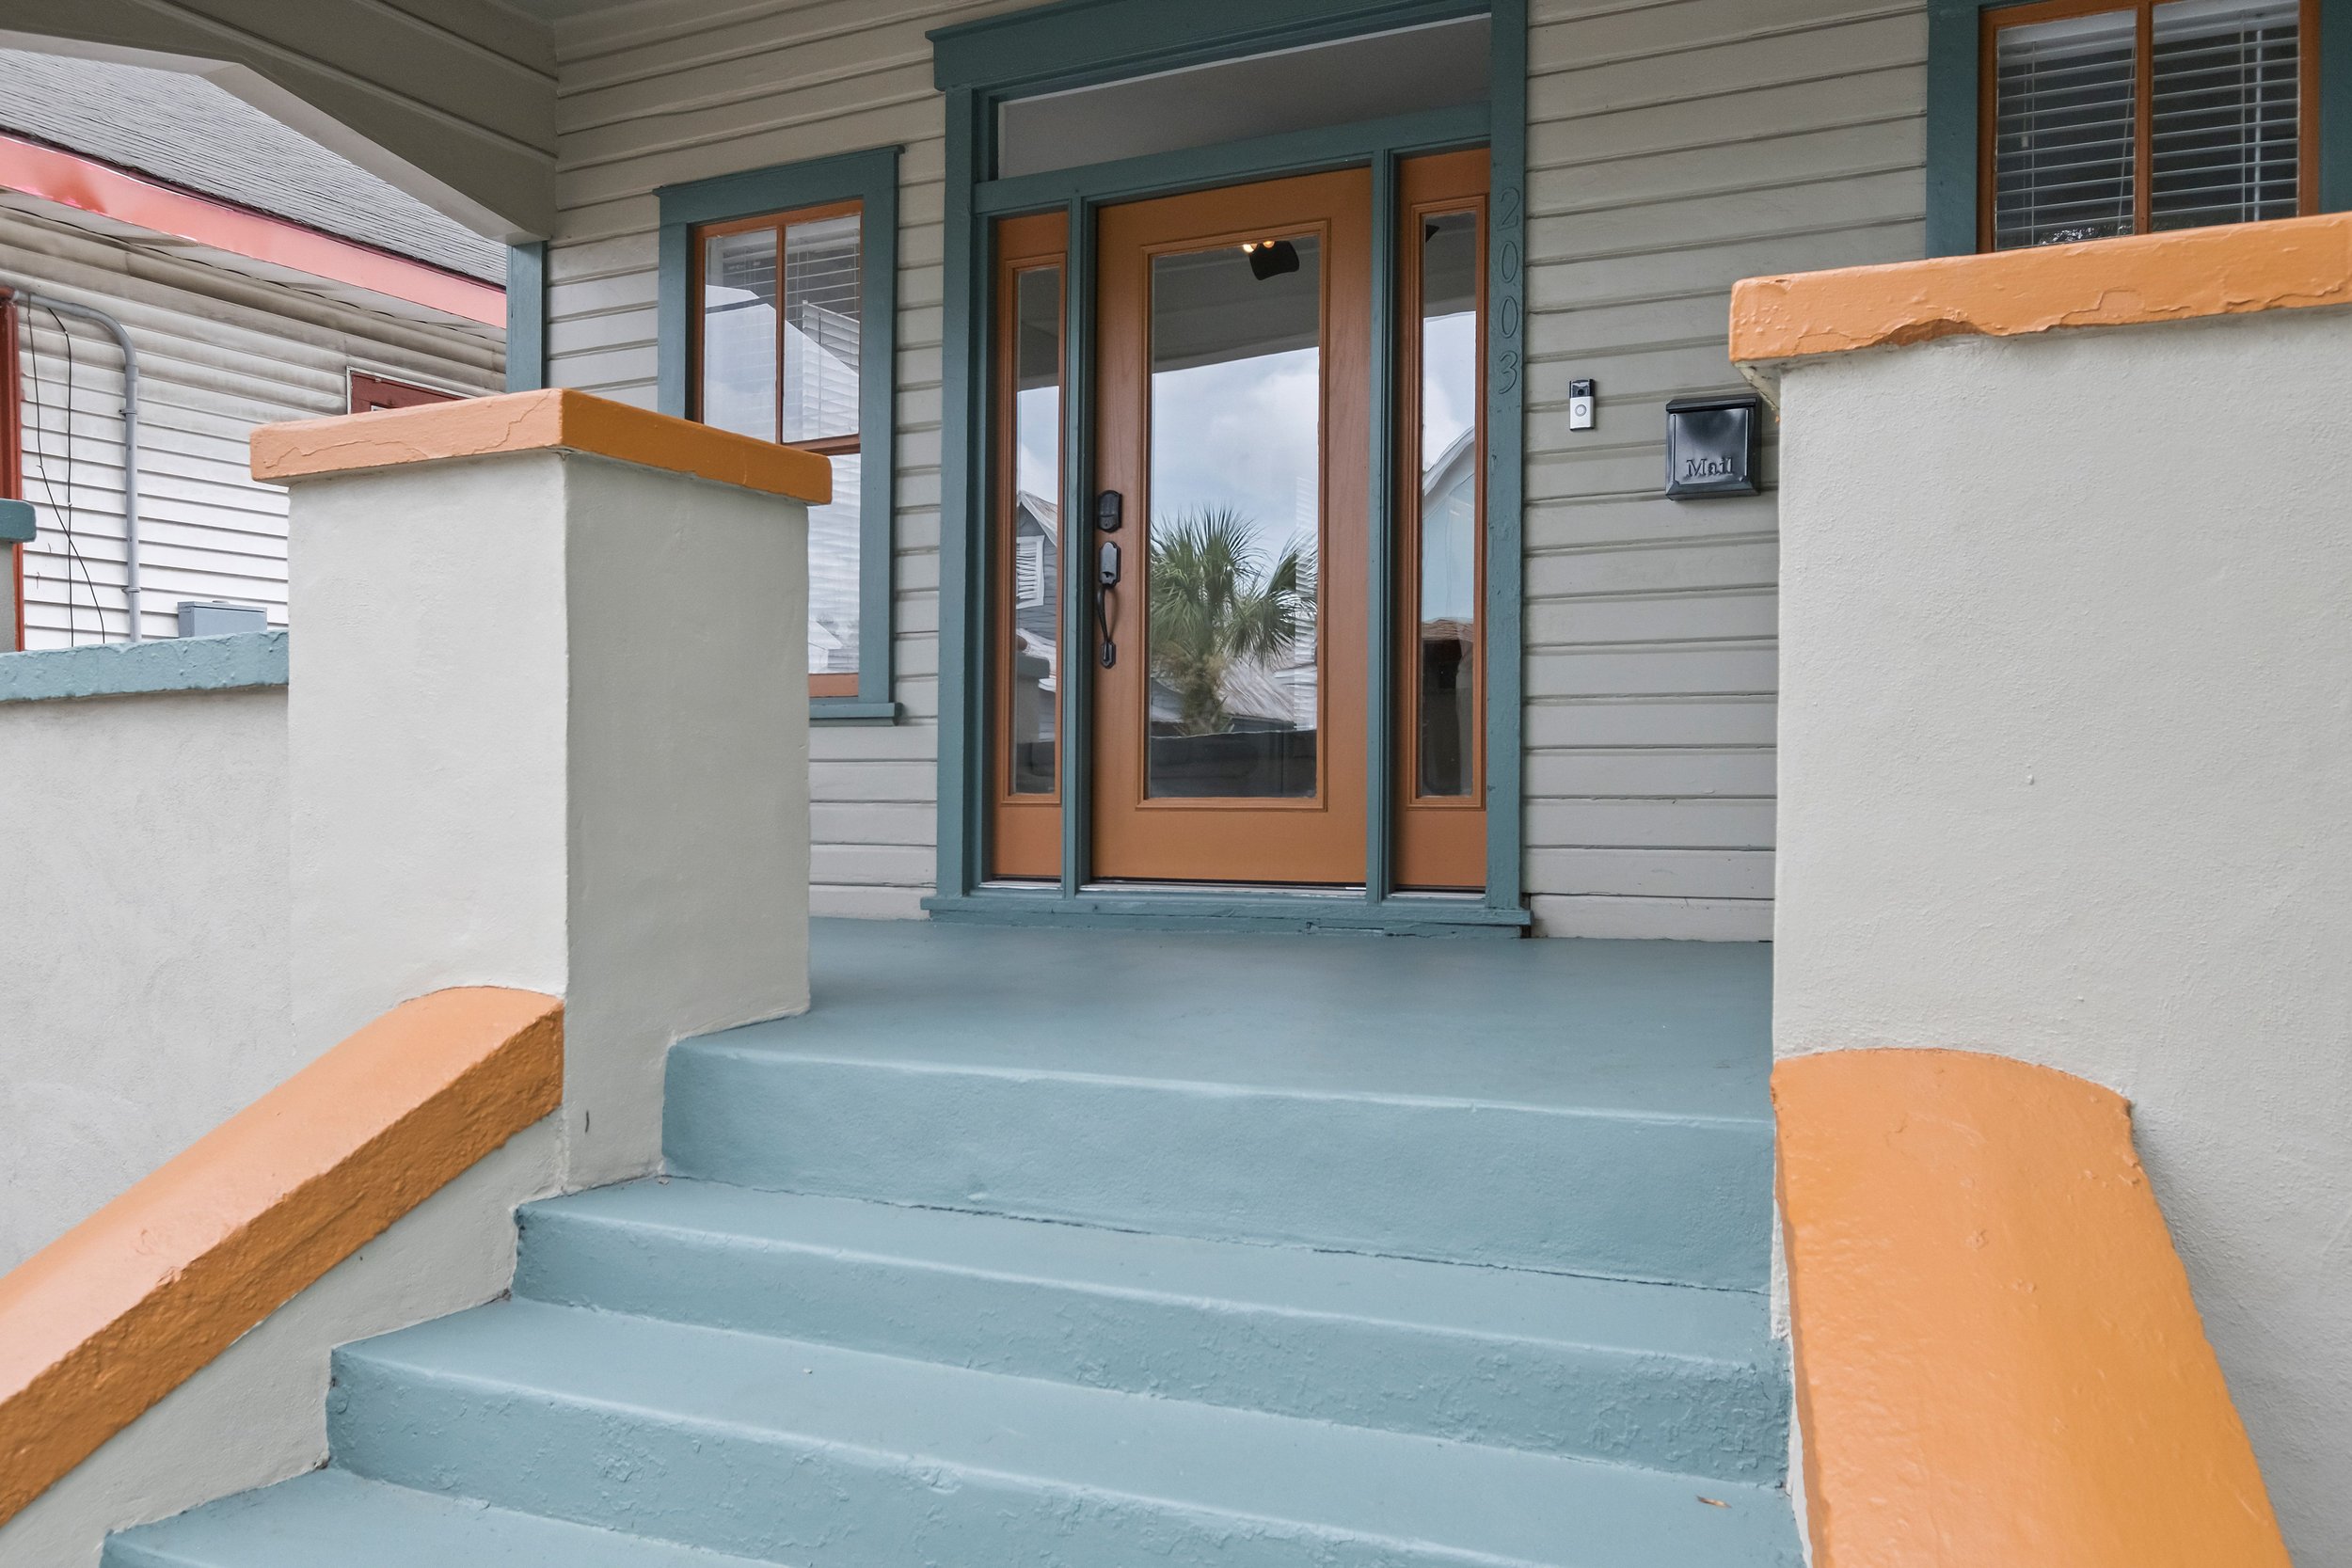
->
[1977,0,2323,250]
[1395,150,1489,893]
[987,213,1070,880]
[660,150,899,722]
[688,196,870,702]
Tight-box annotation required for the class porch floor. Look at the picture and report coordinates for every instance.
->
[755,916,1775,1123]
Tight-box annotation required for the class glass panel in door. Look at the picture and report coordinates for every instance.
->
[1146,236,1322,799]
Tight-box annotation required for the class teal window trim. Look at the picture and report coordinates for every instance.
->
[1928,0,2352,256]
[505,242,547,392]
[655,147,904,723]
[926,0,1529,926]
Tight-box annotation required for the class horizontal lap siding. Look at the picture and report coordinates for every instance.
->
[7,207,503,647]
[1523,0,1925,939]
[546,0,1028,920]
[544,0,1927,935]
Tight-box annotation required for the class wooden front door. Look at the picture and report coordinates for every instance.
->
[1089,170,1372,884]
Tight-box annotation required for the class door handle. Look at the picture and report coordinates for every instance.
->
[1096,540,1121,667]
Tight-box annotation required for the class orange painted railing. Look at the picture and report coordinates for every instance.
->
[249,386,834,504]
[0,988,562,1526]
[1774,1050,2289,1568]
[1730,209,2352,365]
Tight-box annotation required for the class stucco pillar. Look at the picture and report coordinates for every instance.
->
[257,389,824,1186]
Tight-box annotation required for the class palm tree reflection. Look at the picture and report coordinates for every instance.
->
[1145,507,1317,798]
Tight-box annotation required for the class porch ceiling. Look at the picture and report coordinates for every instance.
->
[0,1,558,239]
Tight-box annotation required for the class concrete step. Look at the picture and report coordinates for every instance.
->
[326,1298,1803,1568]
[514,1179,1787,1481]
[661,1039,1772,1291]
[103,1468,782,1567]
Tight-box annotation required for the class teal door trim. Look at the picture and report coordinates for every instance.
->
[927,0,1531,936]
[1057,191,1098,898]
[1929,0,2352,256]
[973,104,1491,215]
[937,87,987,858]
[1364,148,1401,902]
[1483,0,1528,914]
[654,147,904,722]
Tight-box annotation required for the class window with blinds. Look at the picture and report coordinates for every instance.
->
[695,201,867,689]
[1986,0,2311,251]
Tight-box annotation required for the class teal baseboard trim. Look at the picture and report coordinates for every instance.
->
[0,631,287,705]
[811,698,900,724]
[923,888,1532,936]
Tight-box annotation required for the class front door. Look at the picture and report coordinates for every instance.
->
[1090,170,1372,884]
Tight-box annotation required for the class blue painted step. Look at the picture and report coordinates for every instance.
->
[323,1297,1802,1567]
[104,924,1795,1566]
[515,1178,1788,1481]
[664,1044,1772,1290]
[104,1468,782,1567]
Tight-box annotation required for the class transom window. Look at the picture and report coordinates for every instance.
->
[694,200,866,695]
[1983,0,2315,249]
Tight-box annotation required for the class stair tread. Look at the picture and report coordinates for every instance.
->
[338,1299,1800,1565]
[105,1469,786,1567]
[527,1179,1773,1365]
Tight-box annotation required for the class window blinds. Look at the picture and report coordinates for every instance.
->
[780,214,862,445]
[1991,1,2303,250]
[2150,0,2301,230]
[1993,11,2140,249]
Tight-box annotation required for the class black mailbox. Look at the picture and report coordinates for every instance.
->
[1664,393,1763,499]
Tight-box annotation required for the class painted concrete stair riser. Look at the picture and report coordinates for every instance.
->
[320,1299,1803,1568]
[514,1180,1789,1481]
[662,1045,1773,1291]
[103,1470,785,1567]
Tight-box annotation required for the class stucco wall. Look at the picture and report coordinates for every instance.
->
[289,448,812,1189]
[0,686,293,1273]
[1772,306,2352,1563]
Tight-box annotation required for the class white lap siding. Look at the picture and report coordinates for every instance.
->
[6,203,503,647]
[541,0,1928,935]
[1523,0,1926,938]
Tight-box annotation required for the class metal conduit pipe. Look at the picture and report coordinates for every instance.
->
[17,290,142,641]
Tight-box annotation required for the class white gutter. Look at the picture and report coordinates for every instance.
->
[18,292,142,641]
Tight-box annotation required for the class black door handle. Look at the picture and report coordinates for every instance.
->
[1096,540,1121,667]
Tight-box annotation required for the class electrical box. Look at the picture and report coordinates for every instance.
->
[0,499,34,544]
[1664,393,1764,499]
[177,601,268,638]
